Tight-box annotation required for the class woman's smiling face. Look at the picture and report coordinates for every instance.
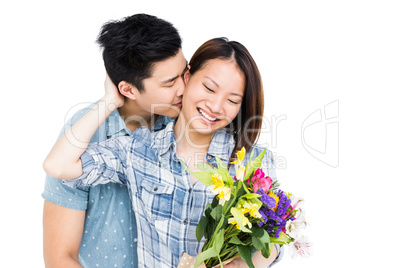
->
[181,58,245,136]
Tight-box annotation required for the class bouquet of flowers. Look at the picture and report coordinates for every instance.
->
[179,148,311,268]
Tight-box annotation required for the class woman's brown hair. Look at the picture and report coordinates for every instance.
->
[189,37,264,161]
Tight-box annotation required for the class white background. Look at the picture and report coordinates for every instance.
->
[1,0,401,267]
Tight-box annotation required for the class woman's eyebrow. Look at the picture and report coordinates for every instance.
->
[206,76,220,88]
[206,76,243,97]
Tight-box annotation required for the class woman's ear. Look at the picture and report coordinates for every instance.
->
[184,65,191,85]
[118,81,137,100]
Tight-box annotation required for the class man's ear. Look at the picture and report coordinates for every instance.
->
[118,81,137,100]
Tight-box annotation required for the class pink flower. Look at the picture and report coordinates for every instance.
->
[250,169,273,193]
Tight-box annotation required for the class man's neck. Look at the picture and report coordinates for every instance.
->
[118,100,158,132]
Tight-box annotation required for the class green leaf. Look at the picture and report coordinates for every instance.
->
[211,205,223,221]
[196,216,208,242]
[215,154,227,170]
[269,231,292,245]
[237,245,255,268]
[251,235,264,251]
[180,160,214,186]
[194,163,216,173]
[251,227,271,244]
[194,247,217,267]
[244,148,266,180]
[250,227,271,256]
[261,244,271,258]
[228,235,246,246]
[250,227,264,237]
[230,207,252,233]
[211,196,219,208]
[242,193,262,200]
[213,229,225,253]
[214,156,233,187]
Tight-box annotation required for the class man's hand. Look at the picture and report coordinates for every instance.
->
[104,74,124,109]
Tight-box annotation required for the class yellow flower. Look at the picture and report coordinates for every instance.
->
[211,174,224,194]
[229,147,247,181]
[236,147,246,162]
[228,214,252,230]
[228,217,240,229]
[240,201,262,219]
[230,147,246,165]
[217,187,232,206]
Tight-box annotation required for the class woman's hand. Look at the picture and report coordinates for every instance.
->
[103,74,124,109]
[223,258,248,268]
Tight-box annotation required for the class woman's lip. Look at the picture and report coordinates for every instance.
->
[198,108,220,124]
[198,108,218,120]
[173,102,182,107]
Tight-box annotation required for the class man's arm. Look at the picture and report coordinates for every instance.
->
[43,201,85,268]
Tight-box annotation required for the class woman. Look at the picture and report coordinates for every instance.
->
[44,38,281,267]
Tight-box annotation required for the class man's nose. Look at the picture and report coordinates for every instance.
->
[176,77,185,97]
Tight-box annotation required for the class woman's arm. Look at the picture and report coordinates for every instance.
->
[43,77,124,180]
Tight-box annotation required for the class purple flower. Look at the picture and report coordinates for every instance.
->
[260,190,277,209]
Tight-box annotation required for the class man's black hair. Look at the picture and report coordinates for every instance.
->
[97,13,182,92]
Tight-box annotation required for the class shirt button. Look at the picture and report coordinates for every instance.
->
[134,238,138,243]
[188,188,192,193]
[183,220,188,225]
[153,187,158,192]
[207,155,212,160]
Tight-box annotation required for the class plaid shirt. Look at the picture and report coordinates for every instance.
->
[65,121,279,268]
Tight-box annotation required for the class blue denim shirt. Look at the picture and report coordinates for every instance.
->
[42,101,171,267]
[64,121,283,267]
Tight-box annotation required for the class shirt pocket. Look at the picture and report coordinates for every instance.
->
[140,180,174,221]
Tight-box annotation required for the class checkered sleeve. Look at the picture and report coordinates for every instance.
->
[260,148,284,267]
[245,147,284,266]
[63,136,132,189]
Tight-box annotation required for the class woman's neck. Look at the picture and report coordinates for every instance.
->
[174,115,214,183]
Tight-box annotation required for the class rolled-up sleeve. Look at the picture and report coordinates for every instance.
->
[63,136,132,189]
[261,149,285,267]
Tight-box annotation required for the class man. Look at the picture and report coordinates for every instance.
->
[42,13,187,267]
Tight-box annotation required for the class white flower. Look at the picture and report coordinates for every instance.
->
[290,194,305,211]
[286,208,307,240]
[288,235,313,259]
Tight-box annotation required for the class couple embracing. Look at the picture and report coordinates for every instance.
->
[42,13,283,268]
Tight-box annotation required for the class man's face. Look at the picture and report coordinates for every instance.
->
[136,49,187,117]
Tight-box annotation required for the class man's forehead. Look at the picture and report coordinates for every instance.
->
[151,55,187,80]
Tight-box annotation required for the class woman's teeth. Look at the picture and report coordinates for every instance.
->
[199,108,217,121]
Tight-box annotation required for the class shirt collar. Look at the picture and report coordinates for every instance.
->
[107,111,173,138]
[151,121,235,163]
[106,109,131,138]
[206,129,235,162]
[151,115,174,132]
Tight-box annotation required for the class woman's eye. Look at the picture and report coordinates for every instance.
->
[228,99,242,105]
[203,84,214,93]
